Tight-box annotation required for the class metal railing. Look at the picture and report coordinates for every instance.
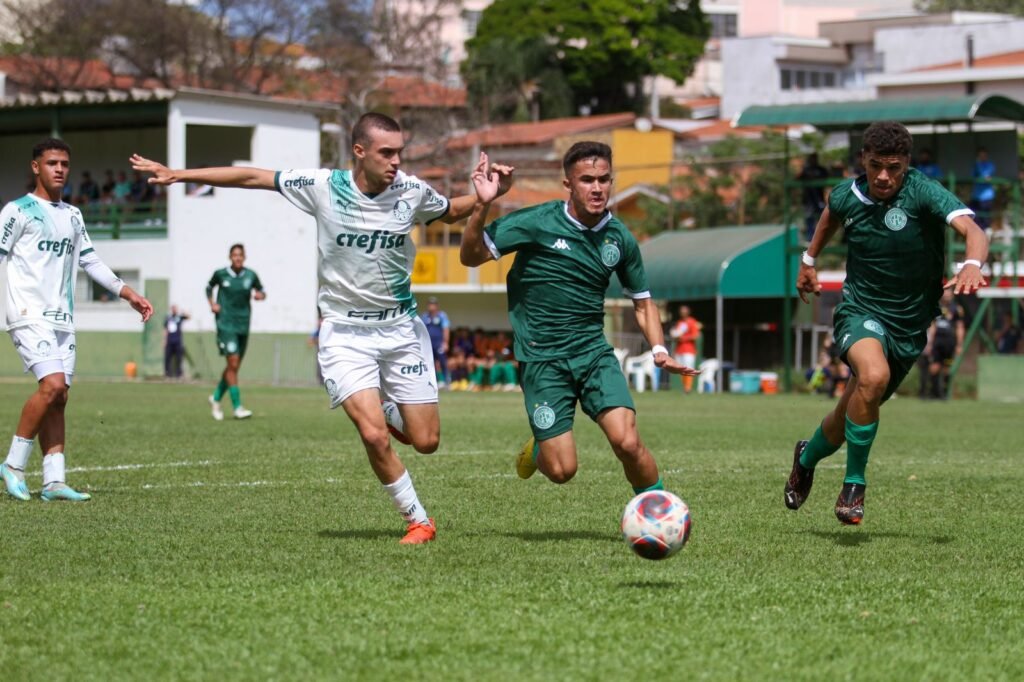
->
[79,202,168,239]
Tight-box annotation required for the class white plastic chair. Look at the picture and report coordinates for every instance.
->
[613,347,630,372]
[624,351,658,392]
[697,358,721,394]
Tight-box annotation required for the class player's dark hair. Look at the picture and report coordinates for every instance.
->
[562,141,612,177]
[861,121,912,157]
[229,243,245,255]
[32,138,71,159]
[352,113,402,149]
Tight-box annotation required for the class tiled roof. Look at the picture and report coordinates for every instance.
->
[915,49,1024,72]
[447,112,637,150]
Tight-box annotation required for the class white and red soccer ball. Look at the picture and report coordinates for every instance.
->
[621,490,692,560]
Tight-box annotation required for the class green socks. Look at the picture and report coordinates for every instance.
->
[228,385,242,409]
[632,477,665,495]
[799,423,842,469]
[843,416,878,486]
[213,378,228,401]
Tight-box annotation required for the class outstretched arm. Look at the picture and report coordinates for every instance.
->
[796,206,840,303]
[130,154,276,190]
[633,297,699,376]
[944,215,989,295]
[441,153,515,224]
[460,153,502,267]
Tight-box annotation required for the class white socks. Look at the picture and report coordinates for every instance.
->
[382,401,406,435]
[383,470,428,524]
[42,452,65,489]
[4,436,33,480]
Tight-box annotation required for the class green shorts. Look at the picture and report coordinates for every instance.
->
[520,346,634,440]
[833,302,926,402]
[217,327,249,358]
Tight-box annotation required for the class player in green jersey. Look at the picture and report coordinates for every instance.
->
[785,121,988,524]
[206,243,265,420]
[461,141,698,496]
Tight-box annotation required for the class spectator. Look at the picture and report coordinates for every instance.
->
[77,171,100,205]
[798,152,829,242]
[914,149,944,182]
[924,290,964,399]
[488,331,518,391]
[669,304,701,393]
[996,312,1021,354]
[113,171,132,204]
[101,169,116,202]
[971,147,996,230]
[420,296,451,389]
[163,304,190,379]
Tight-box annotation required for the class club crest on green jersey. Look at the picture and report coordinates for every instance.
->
[863,320,885,336]
[600,241,621,267]
[532,404,556,430]
[884,207,908,231]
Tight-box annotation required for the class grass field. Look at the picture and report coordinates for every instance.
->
[0,380,1021,681]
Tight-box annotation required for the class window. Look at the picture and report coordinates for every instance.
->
[824,72,835,87]
[795,71,806,89]
[76,269,140,303]
[780,69,792,90]
[809,71,820,88]
[185,124,253,198]
[462,9,481,38]
[708,12,738,39]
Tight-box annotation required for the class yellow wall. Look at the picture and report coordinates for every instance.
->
[611,129,672,190]
[413,246,514,285]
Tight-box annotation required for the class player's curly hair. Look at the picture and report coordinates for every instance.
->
[32,138,71,159]
[861,121,912,157]
[562,141,612,176]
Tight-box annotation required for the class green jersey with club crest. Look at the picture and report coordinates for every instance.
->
[484,200,650,361]
[206,267,263,333]
[828,168,973,336]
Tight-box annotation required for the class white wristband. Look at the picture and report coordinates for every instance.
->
[801,251,816,267]
[962,259,983,269]
[651,344,668,356]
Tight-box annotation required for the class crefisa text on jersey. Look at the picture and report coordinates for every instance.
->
[335,229,406,254]
[37,237,74,258]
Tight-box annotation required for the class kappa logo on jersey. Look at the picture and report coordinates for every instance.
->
[845,217,854,227]
[600,241,621,267]
[283,176,315,189]
[392,199,413,222]
[37,238,73,258]
[552,239,571,251]
[884,207,908,232]
[335,229,407,254]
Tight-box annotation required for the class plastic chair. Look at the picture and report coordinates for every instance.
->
[697,358,721,394]
[624,351,658,392]
[613,347,630,372]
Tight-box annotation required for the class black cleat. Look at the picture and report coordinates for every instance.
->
[784,440,814,510]
[835,482,866,525]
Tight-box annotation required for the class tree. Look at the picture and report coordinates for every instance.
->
[914,0,1024,13]
[463,0,708,121]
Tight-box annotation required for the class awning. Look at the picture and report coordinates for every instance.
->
[609,224,799,301]
[733,94,1024,130]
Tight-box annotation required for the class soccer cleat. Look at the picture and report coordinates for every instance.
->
[381,401,411,445]
[1,463,30,501]
[399,518,436,544]
[835,482,866,525]
[784,440,815,510]
[40,483,91,502]
[209,395,224,421]
[515,436,538,480]
[233,406,253,420]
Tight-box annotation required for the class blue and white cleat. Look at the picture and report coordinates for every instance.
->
[41,483,91,502]
[1,463,31,501]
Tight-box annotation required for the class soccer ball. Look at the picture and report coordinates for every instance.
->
[621,490,692,560]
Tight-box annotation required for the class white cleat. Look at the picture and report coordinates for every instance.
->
[209,395,224,421]
[233,406,253,420]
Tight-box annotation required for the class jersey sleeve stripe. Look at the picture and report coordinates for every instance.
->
[946,208,975,224]
[625,290,652,300]
[273,171,282,193]
[0,247,8,256]
[482,232,501,260]
[80,247,94,256]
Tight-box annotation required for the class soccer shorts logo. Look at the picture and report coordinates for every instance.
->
[324,378,339,399]
[37,340,51,355]
[532,404,556,430]
[600,241,621,267]
[227,341,238,353]
[863,320,885,336]
[884,207,908,232]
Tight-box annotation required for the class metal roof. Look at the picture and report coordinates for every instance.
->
[733,94,1024,130]
[608,224,799,300]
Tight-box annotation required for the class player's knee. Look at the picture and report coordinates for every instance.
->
[359,426,391,455]
[412,433,440,454]
[609,433,642,462]
[855,367,889,400]
[545,463,577,484]
[37,380,68,408]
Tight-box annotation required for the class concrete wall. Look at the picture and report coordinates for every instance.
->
[876,20,1024,74]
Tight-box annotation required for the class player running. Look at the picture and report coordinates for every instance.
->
[461,141,698,496]
[785,121,988,524]
[131,113,514,543]
[1,138,153,502]
[206,243,265,420]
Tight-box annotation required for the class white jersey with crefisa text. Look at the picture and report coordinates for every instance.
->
[0,195,94,332]
[275,168,450,327]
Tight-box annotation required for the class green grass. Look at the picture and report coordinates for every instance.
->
[0,381,1021,681]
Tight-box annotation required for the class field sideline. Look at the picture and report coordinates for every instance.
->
[0,381,1021,681]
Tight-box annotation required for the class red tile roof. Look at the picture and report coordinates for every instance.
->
[915,49,1024,72]
[447,112,637,150]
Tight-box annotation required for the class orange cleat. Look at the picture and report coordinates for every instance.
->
[400,518,436,544]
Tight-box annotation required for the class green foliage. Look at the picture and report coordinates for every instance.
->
[463,0,709,121]
[2,383,1023,679]
[658,97,691,119]
[915,0,1024,13]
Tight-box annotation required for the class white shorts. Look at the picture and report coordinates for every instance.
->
[318,317,437,408]
[9,325,76,384]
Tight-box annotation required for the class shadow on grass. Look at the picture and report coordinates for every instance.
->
[803,529,953,546]
[318,529,399,540]
[618,581,679,590]
[501,530,618,543]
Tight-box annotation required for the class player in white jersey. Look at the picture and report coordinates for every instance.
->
[1,138,153,502]
[131,112,514,543]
